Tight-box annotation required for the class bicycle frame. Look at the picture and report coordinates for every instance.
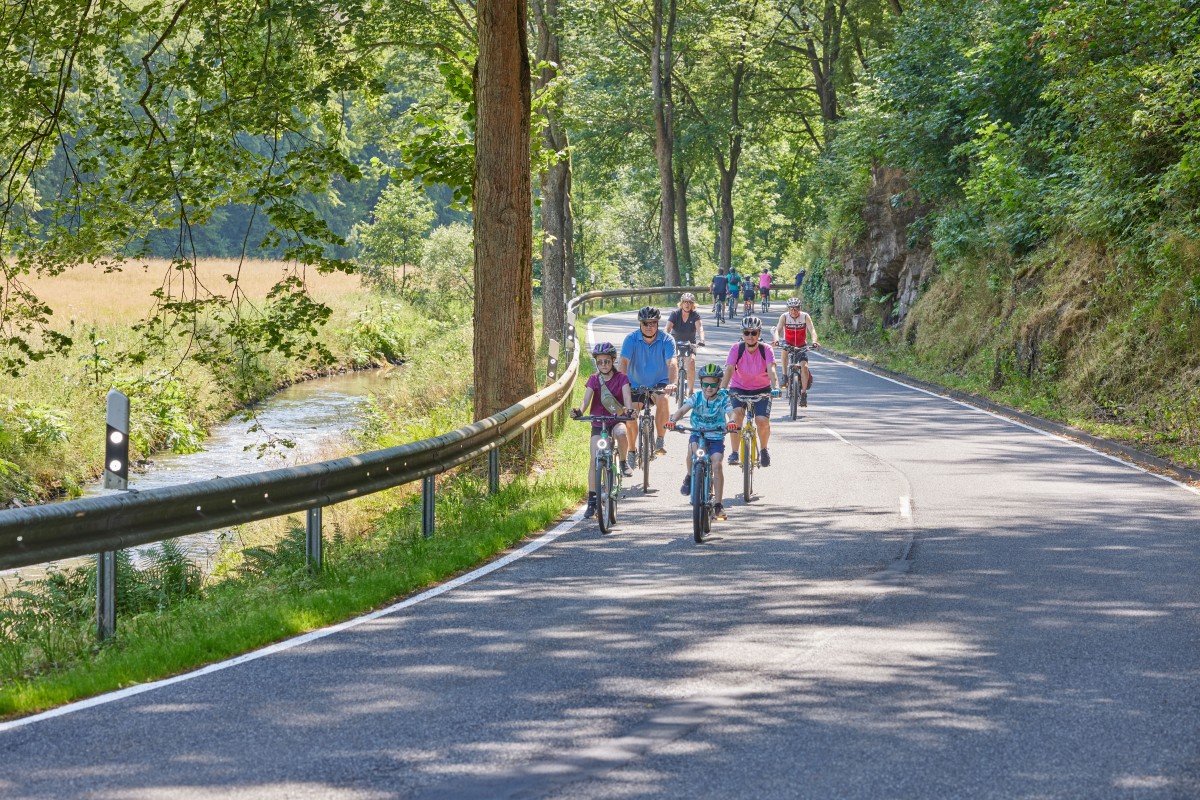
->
[781,344,812,420]
[731,390,772,503]
[631,388,665,492]
[670,424,726,543]
[574,414,633,533]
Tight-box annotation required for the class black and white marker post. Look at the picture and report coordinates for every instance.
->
[98,389,130,642]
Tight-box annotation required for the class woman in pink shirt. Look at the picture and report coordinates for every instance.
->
[719,316,780,468]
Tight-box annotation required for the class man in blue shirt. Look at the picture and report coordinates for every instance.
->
[619,306,678,467]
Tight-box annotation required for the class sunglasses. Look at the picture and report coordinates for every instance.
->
[641,321,659,327]
[701,381,720,389]
[742,330,760,336]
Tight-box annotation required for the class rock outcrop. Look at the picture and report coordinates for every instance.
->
[828,164,934,332]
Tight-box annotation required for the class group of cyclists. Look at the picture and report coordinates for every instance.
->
[711,267,777,316]
[573,284,819,524]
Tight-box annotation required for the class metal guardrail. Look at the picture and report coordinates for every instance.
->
[0,286,705,573]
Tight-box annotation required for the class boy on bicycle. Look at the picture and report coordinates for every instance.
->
[571,342,634,518]
[665,364,737,521]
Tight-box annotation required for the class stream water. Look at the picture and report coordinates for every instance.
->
[2,368,397,583]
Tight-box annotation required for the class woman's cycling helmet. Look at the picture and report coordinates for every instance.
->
[698,363,723,382]
[679,292,696,303]
[637,306,661,321]
[591,341,617,357]
[741,315,763,331]
[786,297,802,308]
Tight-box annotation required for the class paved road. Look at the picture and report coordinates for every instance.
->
[2,308,1198,799]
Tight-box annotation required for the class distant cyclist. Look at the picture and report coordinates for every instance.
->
[619,306,678,469]
[726,268,743,313]
[665,364,737,521]
[710,272,729,315]
[772,297,819,407]
[665,292,705,391]
[720,316,779,467]
[758,268,772,303]
[741,280,756,315]
[571,342,634,518]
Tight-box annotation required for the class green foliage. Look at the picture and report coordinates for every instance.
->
[354,181,436,294]
[419,222,474,297]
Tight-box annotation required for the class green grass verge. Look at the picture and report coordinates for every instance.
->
[0,371,595,720]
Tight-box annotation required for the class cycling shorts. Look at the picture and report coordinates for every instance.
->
[730,389,772,418]
[689,434,726,455]
[760,287,770,299]
[631,382,668,405]
[712,290,727,303]
[591,421,629,435]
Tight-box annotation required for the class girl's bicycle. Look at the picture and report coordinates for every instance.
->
[669,423,728,543]
[732,390,774,503]
[572,413,633,533]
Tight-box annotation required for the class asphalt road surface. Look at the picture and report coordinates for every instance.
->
[2,307,1197,799]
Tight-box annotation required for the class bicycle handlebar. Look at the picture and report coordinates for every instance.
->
[572,414,634,423]
[668,424,729,435]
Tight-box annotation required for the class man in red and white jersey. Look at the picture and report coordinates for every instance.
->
[772,297,819,407]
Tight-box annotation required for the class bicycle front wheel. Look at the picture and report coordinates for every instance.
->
[742,435,754,502]
[640,418,653,491]
[691,459,708,543]
[790,371,800,420]
[596,454,612,534]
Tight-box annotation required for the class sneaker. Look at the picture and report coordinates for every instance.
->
[654,436,667,455]
[759,448,771,468]
[621,460,633,478]
[584,493,597,518]
[680,473,692,496]
[627,451,638,470]
[714,503,726,520]
[800,391,808,408]
[727,452,739,466]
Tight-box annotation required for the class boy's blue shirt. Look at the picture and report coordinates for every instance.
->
[686,388,731,440]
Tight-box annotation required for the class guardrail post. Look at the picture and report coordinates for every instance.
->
[547,338,560,383]
[306,506,323,570]
[422,476,435,538]
[488,448,500,495]
[96,550,116,642]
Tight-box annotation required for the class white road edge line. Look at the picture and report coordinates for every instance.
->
[822,354,1200,498]
[823,427,849,444]
[0,511,588,735]
[900,495,912,519]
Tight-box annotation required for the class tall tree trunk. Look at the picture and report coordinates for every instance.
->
[533,0,575,349]
[675,170,692,284]
[715,61,745,276]
[652,0,681,286]
[474,0,535,420]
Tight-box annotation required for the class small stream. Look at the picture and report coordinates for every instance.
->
[2,368,398,582]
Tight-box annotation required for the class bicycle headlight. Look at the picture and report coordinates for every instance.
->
[696,448,707,458]
[596,437,609,450]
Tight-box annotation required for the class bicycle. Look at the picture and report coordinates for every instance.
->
[669,423,728,543]
[674,342,703,405]
[631,387,666,492]
[572,413,633,534]
[760,292,771,314]
[779,344,814,420]
[713,296,725,326]
[731,390,773,503]
[726,292,739,323]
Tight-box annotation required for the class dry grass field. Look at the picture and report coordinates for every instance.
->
[24,258,363,328]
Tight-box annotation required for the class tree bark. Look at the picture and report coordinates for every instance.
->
[675,169,692,283]
[715,60,744,276]
[533,0,575,349]
[652,0,681,286]
[474,0,535,420]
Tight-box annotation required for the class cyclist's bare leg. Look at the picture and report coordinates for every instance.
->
[756,414,771,450]
[626,407,643,457]
[801,360,812,391]
[711,454,725,504]
[780,352,790,388]
[588,435,601,492]
[729,406,747,453]
[654,394,670,438]
[686,439,698,476]
[613,427,629,461]
[686,354,697,391]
